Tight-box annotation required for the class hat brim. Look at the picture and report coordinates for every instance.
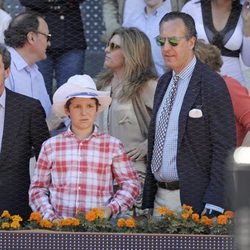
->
[52,83,111,117]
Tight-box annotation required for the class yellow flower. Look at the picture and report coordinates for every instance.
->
[10,221,20,229]
[224,211,234,219]
[39,219,53,229]
[85,211,96,222]
[166,210,175,216]
[52,220,61,228]
[192,213,200,222]
[71,218,80,226]
[217,215,228,225]
[1,222,10,229]
[200,216,213,225]
[125,218,136,228]
[156,207,167,215]
[11,215,23,222]
[60,218,73,226]
[117,218,126,228]
[92,208,104,219]
[1,210,11,218]
[181,213,190,220]
[29,212,42,222]
[182,204,193,214]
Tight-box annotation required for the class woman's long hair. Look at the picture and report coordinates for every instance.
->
[96,27,157,100]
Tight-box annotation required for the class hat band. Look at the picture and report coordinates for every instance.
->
[66,92,98,99]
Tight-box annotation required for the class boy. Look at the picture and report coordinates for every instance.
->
[29,74,140,220]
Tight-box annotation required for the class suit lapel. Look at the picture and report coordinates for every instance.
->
[178,62,202,149]
[0,89,23,161]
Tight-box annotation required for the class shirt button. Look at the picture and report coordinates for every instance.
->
[60,15,65,20]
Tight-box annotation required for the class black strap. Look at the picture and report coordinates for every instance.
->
[201,0,242,57]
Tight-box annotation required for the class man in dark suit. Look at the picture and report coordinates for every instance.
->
[142,12,236,217]
[0,43,49,219]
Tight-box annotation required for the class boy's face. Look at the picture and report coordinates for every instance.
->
[65,97,98,135]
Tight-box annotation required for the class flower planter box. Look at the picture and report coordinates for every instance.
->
[0,231,234,250]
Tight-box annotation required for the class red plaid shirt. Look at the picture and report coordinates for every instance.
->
[29,128,140,220]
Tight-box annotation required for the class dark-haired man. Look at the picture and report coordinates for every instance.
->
[0,43,49,219]
[4,12,51,116]
[142,12,236,218]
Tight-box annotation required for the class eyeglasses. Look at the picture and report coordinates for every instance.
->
[36,31,51,42]
[155,35,186,47]
[106,42,121,51]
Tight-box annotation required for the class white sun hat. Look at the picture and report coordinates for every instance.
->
[52,74,111,117]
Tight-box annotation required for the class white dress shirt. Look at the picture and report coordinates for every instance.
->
[5,47,51,116]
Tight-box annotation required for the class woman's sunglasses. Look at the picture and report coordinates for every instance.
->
[155,35,186,47]
[106,42,121,51]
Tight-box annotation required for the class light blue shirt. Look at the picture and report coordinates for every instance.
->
[154,56,196,182]
[0,89,6,153]
[123,1,172,76]
[5,47,51,116]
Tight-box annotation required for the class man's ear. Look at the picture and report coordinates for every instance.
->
[26,31,36,44]
[4,67,10,79]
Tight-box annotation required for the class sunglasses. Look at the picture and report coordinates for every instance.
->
[106,42,121,51]
[36,31,52,42]
[155,35,186,47]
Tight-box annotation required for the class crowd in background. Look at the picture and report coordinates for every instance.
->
[0,0,250,223]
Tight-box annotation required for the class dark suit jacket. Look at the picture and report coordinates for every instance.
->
[142,60,236,213]
[19,0,87,50]
[0,88,49,219]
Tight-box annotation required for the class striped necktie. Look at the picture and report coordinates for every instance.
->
[151,75,180,173]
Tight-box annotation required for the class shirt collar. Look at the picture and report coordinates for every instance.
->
[173,56,197,80]
[0,88,6,109]
[8,47,38,71]
[64,125,99,139]
[144,3,167,17]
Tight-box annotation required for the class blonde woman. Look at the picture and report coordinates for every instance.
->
[96,27,157,216]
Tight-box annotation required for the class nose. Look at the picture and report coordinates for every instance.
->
[105,46,109,53]
[162,40,172,51]
[80,107,87,115]
[47,40,51,47]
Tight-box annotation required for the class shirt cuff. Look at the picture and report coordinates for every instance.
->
[107,201,120,217]
[205,203,224,214]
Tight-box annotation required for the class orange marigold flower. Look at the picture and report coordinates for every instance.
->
[40,219,53,229]
[156,207,167,215]
[1,210,11,218]
[224,211,234,219]
[29,212,42,222]
[85,211,96,222]
[200,216,213,225]
[71,218,80,226]
[117,218,126,228]
[217,215,228,225]
[181,213,190,220]
[52,221,61,228]
[92,208,105,219]
[60,218,73,226]
[10,221,20,229]
[182,204,193,214]
[166,210,175,216]
[1,222,10,229]
[125,217,136,228]
[192,213,200,222]
[11,215,23,222]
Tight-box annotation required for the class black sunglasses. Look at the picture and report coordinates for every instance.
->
[106,42,121,51]
[155,35,186,47]
[36,31,51,42]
